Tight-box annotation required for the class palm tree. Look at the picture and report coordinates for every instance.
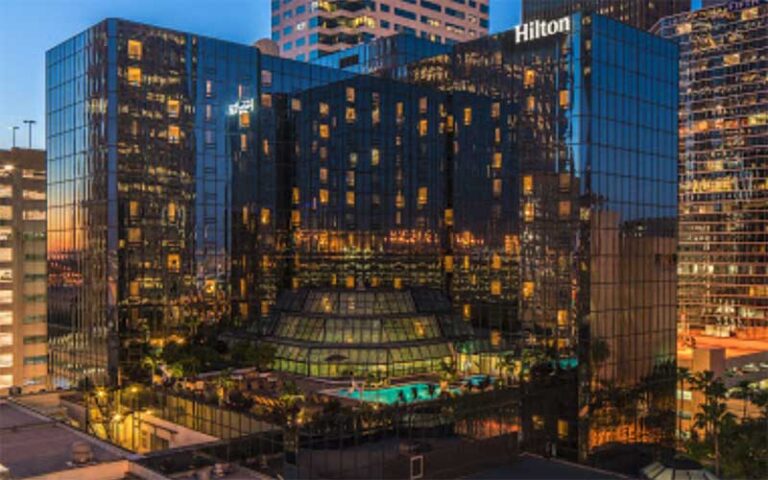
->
[731,380,754,422]
[141,349,163,385]
[215,368,236,406]
[690,370,732,477]
[677,367,691,445]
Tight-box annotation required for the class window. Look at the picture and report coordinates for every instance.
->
[559,90,570,109]
[167,254,180,272]
[127,228,141,243]
[490,280,501,296]
[559,201,571,218]
[261,94,272,108]
[0,290,11,304]
[346,87,355,102]
[205,80,213,97]
[23,335,46,345]
[291,98,302,111]
[127,67,142,86]
[129,201,140,217]
[418,187,428,206]
[491,102,500,118]
[319,124,329,139]
[463,107,472,125]
[22,189,44,201]
[419,119,428,136]
[168,125,180,144]
[523,203,534,222]
[0,311,11,325]
[261,208,271,225]
[396,102,404,121]
[292,187,300,205]
[492,152,502,169]
[205,104,213,121]
[319,102,329,116]
[371,148,380,166]
[349,152,358,167]
[168,202,177,222]
[319,189,329,204]
[0,186,11,198]
[0,206,12,220]
[23,210,45,221]
[492,179,502,198]
[0,354,11,367]
[346,191,355,206]
[128,39,142,60]
[319,167,328,183]
[240,134,248,152]
[130,281,140,297]
[524,68,535,87]
[345,107,356,123]
[24,355,47,366]
[419,97,428,113]
[523,281,534,299]
[526,96,536,112]
[0,249,11,262]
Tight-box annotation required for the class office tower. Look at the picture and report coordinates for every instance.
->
[404,13,679,458]
[522,0,690,31]
[271,0,489,61]
[656,3,768,335]
[0,148,47,394]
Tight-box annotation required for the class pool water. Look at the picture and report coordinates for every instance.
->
[333,382,458,404]
[464,374,495,387]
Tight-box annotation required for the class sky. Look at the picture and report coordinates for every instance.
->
[0,0,521,150]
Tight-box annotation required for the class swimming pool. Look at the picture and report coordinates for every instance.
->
[330,382,458,405]
[464,374,495,387]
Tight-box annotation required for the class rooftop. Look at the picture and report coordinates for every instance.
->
[466,453,626,479]
[0,401,129,478]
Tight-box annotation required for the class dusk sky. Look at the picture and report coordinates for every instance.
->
[0,0,522,150]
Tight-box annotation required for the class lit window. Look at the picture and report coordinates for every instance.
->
[418,187,428,206]
[558,420,569,439]
[349,152,358,167]
[292,187,300,205]
[419,119,428,136]
[346,191,355,206]
[559,90,570,109]
[319,189,329,204]
[129,281,140,297]
[291,209,301,226]
[291,98,302,111]
[319,167,328,183]
[346,107,356,123]
[491,280,501,296]
[263,139,270,155]
[168,125,180,144]
[345,275,355,289]
[444,208,454,226]
[523,175,533,195]
[319,124,329,139]
[167,254,181,272]
[0,206,11,220]
[260,208,271,225]
[346,87,355,102]
[559,173,570,191]
[205,80,213,97]
[523,281,534,299]
[127,67,142,86]
[371,148,380,166]
[0,249,10,262]
[557,310,568,326]
[127,39,142,60]
[240,112,250,127]
[524,68,535,87]
[462,304,471,319]
[346,170,355,187]
[492,152,502,169]
[491,253,501,270]
[168,202,177,222]
[0,186,11,198]
[492,179,502,198]
[240,133,248,152]
[526,96,536,112]
[261,94,272,108]
[205,104,213,121]
[394,277,403,289]
[559,201,571,218]
[463,107,472,125]
[494,128,501,143]
[396,102,404,121]
[444,255,454,272]
[419,97,428,114]
[319,102,329,116]
[261,70,272,86]
[524,203,534,222]
[396,192,405,209]
[127,228,141,243]
[129,201,139,217]
[723,53,740,66]
[167,99,180,118]
[491,102,500,118]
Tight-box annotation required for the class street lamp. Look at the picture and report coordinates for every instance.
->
[9,126,19,148]
[22,120,36,148]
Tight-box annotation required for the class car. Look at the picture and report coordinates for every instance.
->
[741,363,760,374]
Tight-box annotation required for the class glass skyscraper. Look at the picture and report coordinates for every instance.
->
[656,2,768,334]
[48,13,678,460]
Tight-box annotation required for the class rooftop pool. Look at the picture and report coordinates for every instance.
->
[330,382,459,405]
[328,376,496,405]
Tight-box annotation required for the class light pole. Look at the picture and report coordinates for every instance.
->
[22,120,36,148]
[9,126,19,148]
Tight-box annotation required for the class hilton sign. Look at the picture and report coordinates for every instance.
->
[514,17,571,44]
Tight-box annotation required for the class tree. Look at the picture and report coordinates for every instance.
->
[731,380,754,422]
[690,370,733,477]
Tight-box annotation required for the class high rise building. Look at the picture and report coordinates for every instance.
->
[271,0,489,61]
[0,148,47,394]
[48,14,679,462]
[401,12,679,457]
[656,2,768,335]
[522,0,691,31]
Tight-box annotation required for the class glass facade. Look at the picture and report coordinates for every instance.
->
[265,288,468,377]
[522,0,691,32]
[48,13,679,459]
[404,13,678,455]
[657,2,768,334]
